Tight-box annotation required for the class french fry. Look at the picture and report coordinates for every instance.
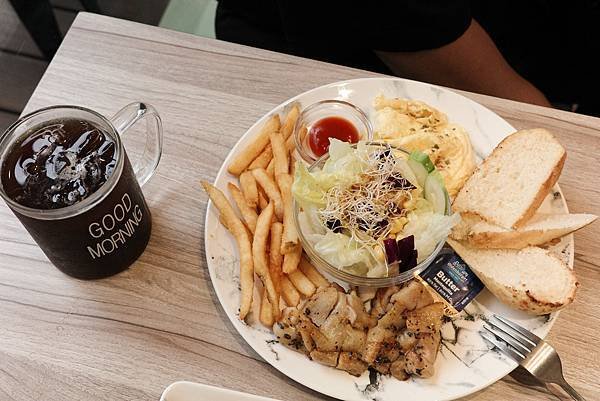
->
[299,256,329,288]
[287,268,317,297]
[252,276,262,319]
[252,202,279,317]
[276,173,298,254]
[228,115,280,176]
[201,181,253,320]
[266,158,274,176]
[269,222,284,295]
[281,104,300,140]
[218,215,230,231]
[270,131,288,176]
[227,183,258,234]
[259,287,274,327]
[281,276,300,307]
[248,145,272,170]
[252,168,283,220]
[266,164,275,182]
[258,187,269,211]
[290,155,297,176]
[285,125,306,154]
[239,171,258,209]
[282,243,302,273]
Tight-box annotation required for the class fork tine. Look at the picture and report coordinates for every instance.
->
[492,314,540,347]
[484,323,532,355]
[480,330,526,362]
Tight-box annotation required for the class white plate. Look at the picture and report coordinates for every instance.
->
[161,381,281,401]
[203,78,573,401]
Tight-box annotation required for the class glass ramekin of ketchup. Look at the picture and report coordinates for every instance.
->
[294,100,373,163]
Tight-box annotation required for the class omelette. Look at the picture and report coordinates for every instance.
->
[373,95,476,197]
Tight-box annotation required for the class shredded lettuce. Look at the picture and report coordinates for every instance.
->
[312,139,367,189]
[292,139,368,208]
[297,208,326,238]
[312,231,373,275]
[292,162,326,208]
[402,211,460,262]
[321,139,363,174]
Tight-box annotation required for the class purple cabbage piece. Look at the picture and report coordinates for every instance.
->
[396,235,417,272]
[396,235,414,258]
[383,238,399,264]
[403,249,418,271]
[384,235,419,272]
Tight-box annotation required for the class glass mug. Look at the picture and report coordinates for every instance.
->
[0,103,162,279]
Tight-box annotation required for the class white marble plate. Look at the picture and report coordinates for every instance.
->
[203,78,573,401]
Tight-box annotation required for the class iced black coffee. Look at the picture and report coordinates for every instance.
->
[0,104,161,279]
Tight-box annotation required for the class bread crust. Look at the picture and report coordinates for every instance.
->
[492,279,578,315]
[476,263,577,315]
[455,213,597,249]
[468,230,537,249]
[447,239,578,315]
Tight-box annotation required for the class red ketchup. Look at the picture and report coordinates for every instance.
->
[308,116,360,157]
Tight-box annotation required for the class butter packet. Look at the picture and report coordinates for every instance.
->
[415,248,484,315]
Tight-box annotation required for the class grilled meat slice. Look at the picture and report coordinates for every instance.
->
[404,332,441,378]
[273,308,305,352]
[342,325,367,353]
[406,303,445,334]
[377,299,407,329]
[320,293,350,350]
[390,280,434,311]
[299,313,337,351]
[372,339,401,374]
[347,291,377,330]
[390,355,409,381]
[363,282,434,364]
[296,316,316,352]
[363,291,409,363]
[379,286,401,309]
[337,352,368,376]
[357,286,377,303]
[310,350,340,367]
[302,286,338,327]
[363,325,394,364]
[397,329,417,352]
[370,285,401,318]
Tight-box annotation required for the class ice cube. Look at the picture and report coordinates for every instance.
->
[48,151,79,180]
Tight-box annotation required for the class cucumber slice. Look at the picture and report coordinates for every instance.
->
[395,159,420,187]
[428,170,445,185]
[424,173,448,214]
[407,159,428,187]
[409,151,435,173]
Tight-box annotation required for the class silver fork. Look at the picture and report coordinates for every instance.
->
[481,314,586,401]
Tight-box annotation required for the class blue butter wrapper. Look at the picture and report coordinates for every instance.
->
[418,248,484,312]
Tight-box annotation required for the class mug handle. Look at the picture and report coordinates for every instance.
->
[109,102,163,186]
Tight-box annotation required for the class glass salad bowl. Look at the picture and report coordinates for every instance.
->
[293,141,452,288]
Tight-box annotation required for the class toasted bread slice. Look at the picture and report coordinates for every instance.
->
[451,213,597,249]
[453,129,566,229]
[447,239,578,315]
[449,214,482,241]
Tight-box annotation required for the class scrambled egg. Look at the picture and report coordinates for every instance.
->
[373,95,476,197]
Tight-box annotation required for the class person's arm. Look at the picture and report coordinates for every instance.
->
[376,20,551,107]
